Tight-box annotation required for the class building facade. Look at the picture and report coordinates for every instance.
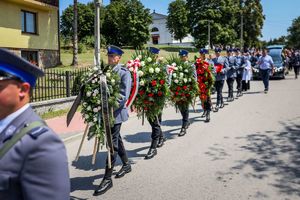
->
[148,11,194,46]
[0,0,60,68]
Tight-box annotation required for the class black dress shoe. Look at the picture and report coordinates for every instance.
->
[214,105,219,112]
[178,128,186,137]
[220,103,224,108]
[144,148,157,159]
[93,178,113,196]
[157,136,166,148]
[115,164,132,178]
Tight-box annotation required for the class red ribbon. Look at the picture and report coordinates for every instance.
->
[126,66,138,108]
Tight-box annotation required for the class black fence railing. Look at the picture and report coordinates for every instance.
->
[31,68,89,102]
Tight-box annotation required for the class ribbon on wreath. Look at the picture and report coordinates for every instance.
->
[126,66,139,108]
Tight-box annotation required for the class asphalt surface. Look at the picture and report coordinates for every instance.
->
[68,74,300,200]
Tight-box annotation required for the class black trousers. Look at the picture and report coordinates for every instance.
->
[202,97,212,112]
[294,65,300,77]
[148,113,163,142]
[104,123,128,179]
[226,78,235,98]
[236,74,243,93]
[242,80,250,91]
[215,80,224,105]
[178,104,189,128]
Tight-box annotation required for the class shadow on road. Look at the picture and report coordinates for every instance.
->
[206,117,300,197]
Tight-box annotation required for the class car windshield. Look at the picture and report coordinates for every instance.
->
[268,48,282,67]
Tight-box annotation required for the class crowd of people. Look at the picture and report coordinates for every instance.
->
[0,44,298,199]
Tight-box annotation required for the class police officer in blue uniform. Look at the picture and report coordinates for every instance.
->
[177,50,196,136]
[0,48,70,200]
[225,48,237,102]
[144,47,166,160]
[212,48,229,110]
[234,48,244,97]
[94,45,132,196]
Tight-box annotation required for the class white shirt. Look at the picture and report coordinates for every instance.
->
[0,104,30,134]
[258,55,274,70]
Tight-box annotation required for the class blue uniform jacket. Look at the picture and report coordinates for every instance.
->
[235,55,245,76]
[212,56,229,81]
[112,64,132,124]
[226,56,237,79]
[0,106,70,200]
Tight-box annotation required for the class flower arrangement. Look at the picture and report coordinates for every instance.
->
[80,63,120,145]
[195,58,214,103]
[167,55,199,110]
[131,50,169,120]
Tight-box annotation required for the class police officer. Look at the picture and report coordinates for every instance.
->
[94,45,132,196]
[234,48,244,97]
[225,48,237,102]
[212,48,229,111]
[197,49,214,122]
[144,47,166,159]
[177,50,196,136]
[0,48,70,200]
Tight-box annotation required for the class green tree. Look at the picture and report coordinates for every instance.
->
[167,0,189,43]
[102,0,151,48]
[238,0,264,48]
[186,0,239,48]
[287,16,300,49]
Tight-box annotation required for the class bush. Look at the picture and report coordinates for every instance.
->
[78,43,87,54]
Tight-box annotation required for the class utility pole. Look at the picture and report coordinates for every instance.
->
[94,0,101,68]
[240,0,244,50]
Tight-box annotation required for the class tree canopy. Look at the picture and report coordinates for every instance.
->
[166,0,189,43]
[287,16,300,49]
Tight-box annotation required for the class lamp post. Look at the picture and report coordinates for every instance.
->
[240,0,244,50]
[94,0,102,68]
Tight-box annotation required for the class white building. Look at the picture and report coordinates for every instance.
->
[148,11,194,46]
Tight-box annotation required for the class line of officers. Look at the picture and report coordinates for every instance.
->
[0,46,254,199]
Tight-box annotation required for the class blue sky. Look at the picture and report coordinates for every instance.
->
[60,0,300,41]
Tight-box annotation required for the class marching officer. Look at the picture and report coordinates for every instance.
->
[225,48,237,102]
[144,47,166,159]
[177,49,196,136]
[212,48,229,110]
[0,48,70,200]
[94,45,132,196]
[234,48,244,97]
[197,48,214,122]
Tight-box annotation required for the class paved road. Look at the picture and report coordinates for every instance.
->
[68,74,300,200]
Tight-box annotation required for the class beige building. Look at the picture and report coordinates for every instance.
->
[0,0,60,68]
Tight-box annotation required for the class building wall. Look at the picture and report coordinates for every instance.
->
[148,13,194,45]
[0,1,58,50]
[149,18,173,44]
[0,1,59,67]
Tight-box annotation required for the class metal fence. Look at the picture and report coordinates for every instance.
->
[31,68,89,102]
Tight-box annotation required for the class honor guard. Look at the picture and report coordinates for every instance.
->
[197,49,214,122]
[94,45,132,196]
[234,48,244,97]
[177,50,196,136]
[0,48,70,200]
[144,47,166,160]
[212,48,229,110]
[225,48,237,102]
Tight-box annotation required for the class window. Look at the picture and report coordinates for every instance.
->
[21,10,37,34]
[151,27,159,32]
[21,51,38,66]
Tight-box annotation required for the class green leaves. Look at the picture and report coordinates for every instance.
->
[167,0,189,43]
[287,16,300,49]
[102,0,152,48]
